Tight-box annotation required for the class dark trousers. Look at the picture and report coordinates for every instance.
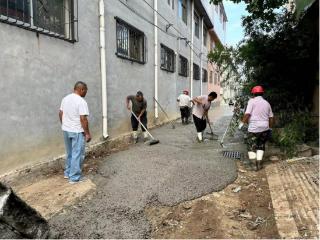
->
[180,106,190,123]
[193,115,207,133]
[131,112,147,132]
[247,130,272,151]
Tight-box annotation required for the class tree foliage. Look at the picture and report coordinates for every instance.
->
[208,0,319,113]
[210,0,288,35]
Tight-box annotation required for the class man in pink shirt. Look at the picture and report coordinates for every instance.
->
[192,92,217,142]
[239,86,274,170]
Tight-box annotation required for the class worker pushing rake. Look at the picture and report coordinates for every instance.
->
[191,91,218,142]
[126,91,159,145]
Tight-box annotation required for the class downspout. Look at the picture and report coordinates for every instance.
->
[190,0,194,98]
[99,0,108,139]
[154,0,159,119]
[200,17,203,95]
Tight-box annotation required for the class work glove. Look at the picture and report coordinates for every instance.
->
[238,122,245,130]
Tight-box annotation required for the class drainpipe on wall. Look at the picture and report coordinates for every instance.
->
[190,0,194,98]
[200,17,204,95]
[99,0,109,139]
[154,0,159,119]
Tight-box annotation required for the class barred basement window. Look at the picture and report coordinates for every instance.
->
[116,17,146,64]
[193,63,200,80]
[160,44,175,72]
[178,55,188,77]
[202,68,208,82]
[0,0,78,42]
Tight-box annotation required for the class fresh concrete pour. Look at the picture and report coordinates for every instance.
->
[49,110,238,238]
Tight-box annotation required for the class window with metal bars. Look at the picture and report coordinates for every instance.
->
[116,17,146,64]
[202,68,208,82]
[193,63,200,80]
[178,55,188,77]
[0,0,78,42]
[160,44,175,72]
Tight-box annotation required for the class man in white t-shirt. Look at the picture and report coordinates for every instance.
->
[177,90,192,124]
[192,92,217,142]
[59,81,91,184]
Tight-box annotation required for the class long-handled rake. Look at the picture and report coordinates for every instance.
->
[131,111,160,145]
[153,97,176,129]
[220,116,234,148]
[205,117,219,140]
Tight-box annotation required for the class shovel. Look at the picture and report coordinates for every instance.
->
[131,111,160,145]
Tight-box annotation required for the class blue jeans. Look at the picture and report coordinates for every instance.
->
[63,131,85,181]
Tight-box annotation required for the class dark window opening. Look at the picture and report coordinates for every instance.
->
[194,12,199,38]
[178,55,188,77]
[160,44,175,72]
[202,68,208,82]
[193,63,200,80]
[203,26,207,46]
[116,18,146,64]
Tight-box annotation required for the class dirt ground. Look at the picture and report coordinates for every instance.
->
[3,105,317,238]
[146,160,280,239]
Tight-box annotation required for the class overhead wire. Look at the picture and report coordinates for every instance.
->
[117,0,210,62]
[141,0,203,54]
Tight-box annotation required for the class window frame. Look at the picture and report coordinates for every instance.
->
[194,11,200,38]
[202,68,208,82]
[178,0,187,25]
[115,17,147,64]
[178,54,188,77]
[203,25,208,46]
[193,63,200,80]
[214,72,218,84]
[167,0,174,9]
[0,0,78,43]
[209,71,213,83]
[160,44,175,73]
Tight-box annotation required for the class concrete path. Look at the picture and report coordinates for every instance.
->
[266,156,319,239]
[49,106,238,239]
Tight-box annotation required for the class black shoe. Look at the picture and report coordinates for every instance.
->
[257,161,263,170]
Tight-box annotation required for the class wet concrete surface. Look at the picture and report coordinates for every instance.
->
[49,106,239,239]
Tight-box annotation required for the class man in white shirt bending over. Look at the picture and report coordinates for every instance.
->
[192,92,217,142]
[59,81,91,184]
[177,90,192,124]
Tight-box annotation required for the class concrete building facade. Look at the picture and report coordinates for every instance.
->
[0,0,227,175]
